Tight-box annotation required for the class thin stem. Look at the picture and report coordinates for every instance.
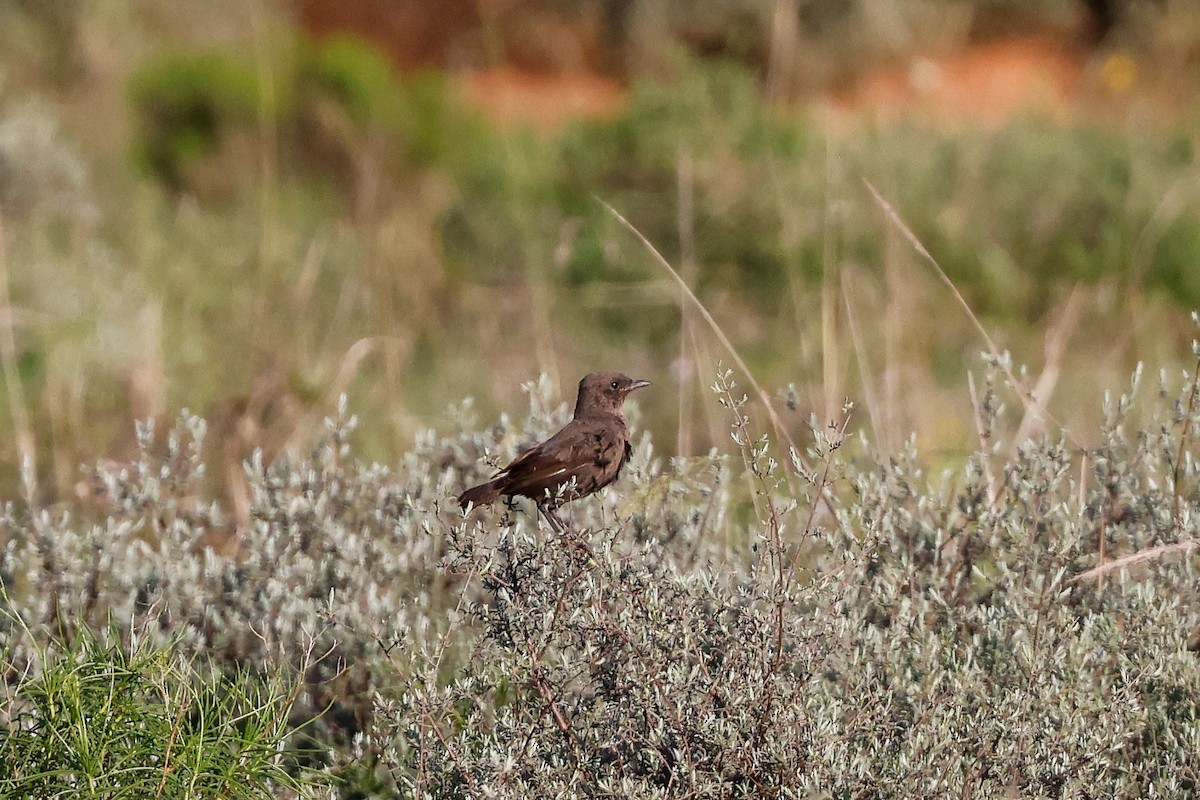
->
[599,197,800,458]
[0,216,36,500]
[1172,355,1200,536]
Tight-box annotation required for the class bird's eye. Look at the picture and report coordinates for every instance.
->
[610,380,619,390]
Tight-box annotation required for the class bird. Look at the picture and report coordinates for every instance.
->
[458,372,651,533]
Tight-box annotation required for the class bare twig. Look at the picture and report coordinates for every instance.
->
[532,665,575,742]
[788,410,853,582]
[966,373,998,507]
[842,269,883,446]
[1070,539,1199,583]
[1013,286,1083,446]
[1172,355,1200,536]
[676,143,697,458]
[426,711,481,793]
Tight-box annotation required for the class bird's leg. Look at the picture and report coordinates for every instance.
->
[539,502,568,536]
[539,502,597,560]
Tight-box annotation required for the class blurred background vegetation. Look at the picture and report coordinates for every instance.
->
[1,0,1200,507]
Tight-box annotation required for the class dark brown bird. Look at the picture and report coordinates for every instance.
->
[458,372,651,532]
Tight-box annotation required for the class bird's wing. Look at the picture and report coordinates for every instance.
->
[496,418,622,498]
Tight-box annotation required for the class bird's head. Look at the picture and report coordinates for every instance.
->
[575,372,652,417]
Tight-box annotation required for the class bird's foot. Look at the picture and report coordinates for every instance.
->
[541,506,568,536]
[539,506,598,561]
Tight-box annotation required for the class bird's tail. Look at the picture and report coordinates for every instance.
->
[458,480,501,509]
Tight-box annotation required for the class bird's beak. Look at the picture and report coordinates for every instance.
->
[627,379,652,392]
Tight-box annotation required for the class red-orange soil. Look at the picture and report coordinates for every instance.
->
[825,36,1087,127]
[458,67,625,130]
[291,0,1152,131]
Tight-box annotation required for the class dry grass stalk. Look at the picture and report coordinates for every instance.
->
[1071,539,1199,583]
[862,178,1082,451]
[598,197,800,456]
[0,216,36,499]
[1013,285,1083,446]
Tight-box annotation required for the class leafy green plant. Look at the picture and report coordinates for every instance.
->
[0,606,311,799]
[129,52,263,191]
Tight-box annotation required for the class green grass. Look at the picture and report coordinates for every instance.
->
[0,603,310,798]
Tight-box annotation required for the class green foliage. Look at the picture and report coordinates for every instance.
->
[129,52,262,190]
[296,34,489,171]
[433,56,1200,321]
[129,34,488,197]
[303,35,401,130]
[855,119,1200,314]
[0,609,308,799]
